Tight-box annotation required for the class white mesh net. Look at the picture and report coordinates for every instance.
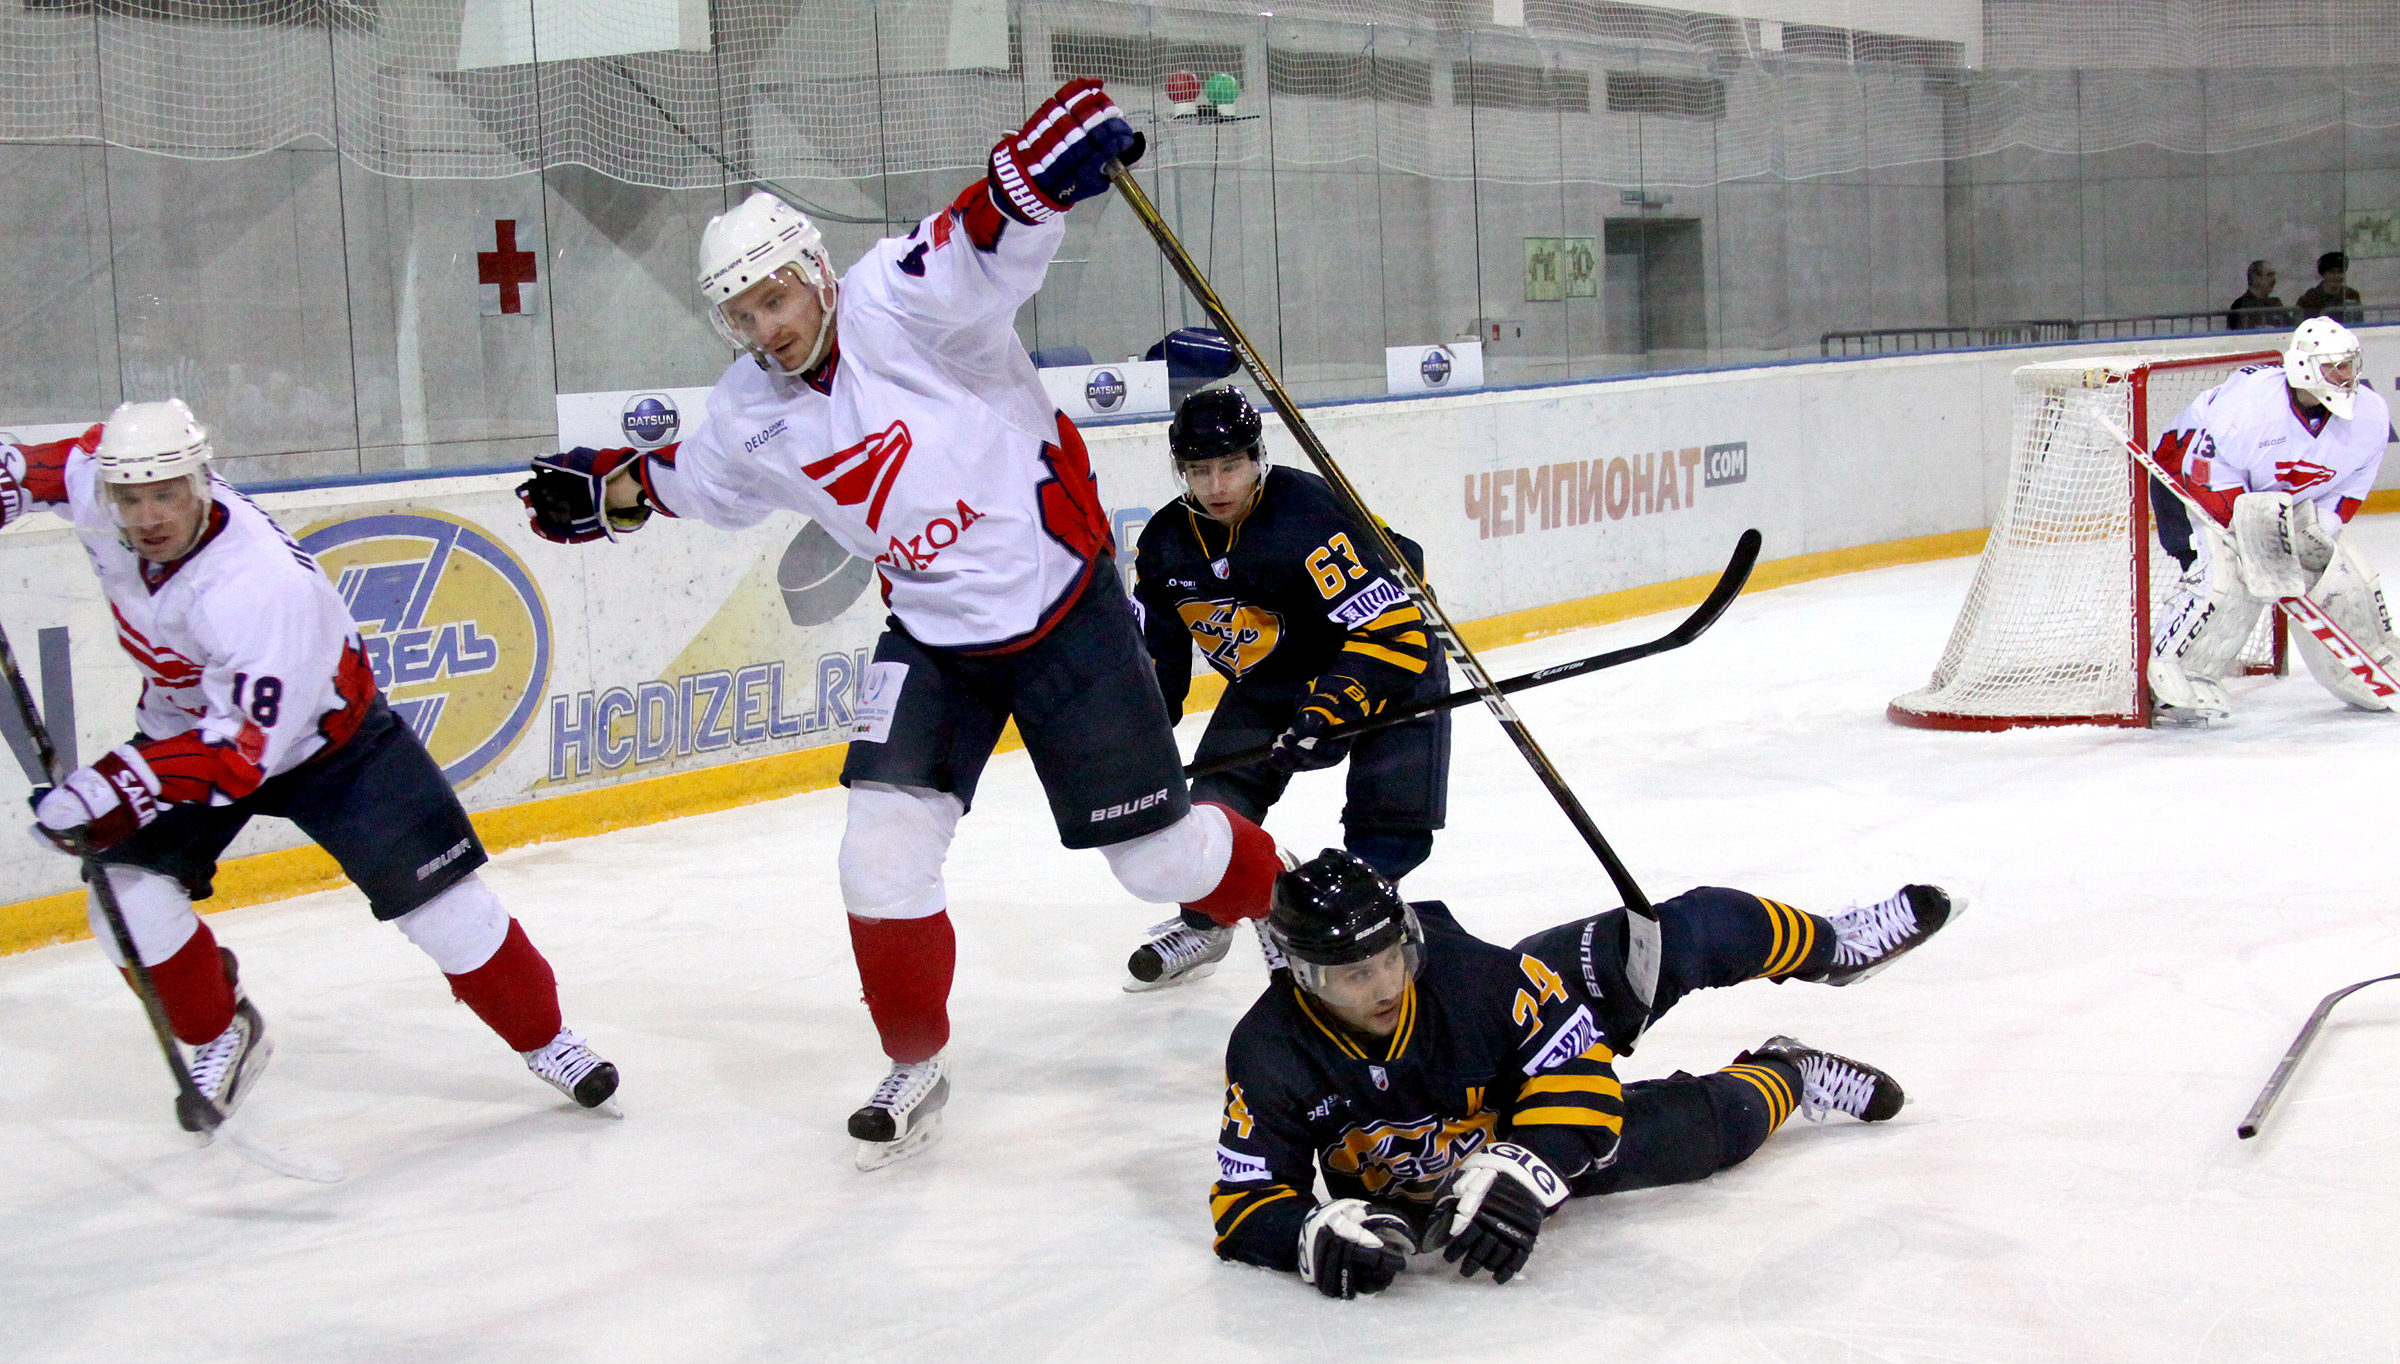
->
[1890,352,2282,730]
[0,1,2396,189]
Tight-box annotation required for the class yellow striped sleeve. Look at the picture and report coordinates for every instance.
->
[1512,1106,1625,1130]
[1211,1186,1302,1250]
[1361,606,1423,631]
[1519,1072,1624,1099]
[1342,639,1429,672]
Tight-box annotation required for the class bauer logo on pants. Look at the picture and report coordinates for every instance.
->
[295,510,552,789]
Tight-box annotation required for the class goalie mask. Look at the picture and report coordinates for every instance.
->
[2285,317,2363,420]
[1264,850,1425,1019]
[698,191,838,377]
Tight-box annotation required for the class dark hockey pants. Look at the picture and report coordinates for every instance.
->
[1511,886,1838,1199]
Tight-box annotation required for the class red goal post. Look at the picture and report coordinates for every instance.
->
[1889,350,2287,731]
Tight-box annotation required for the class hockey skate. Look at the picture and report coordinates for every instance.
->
[850,1053,949,1171]
[1124,915,1234,992]
[522,1029,620,1109]
[1801,884,1961,987]
[180,995,271,1134]
[1741,1036,1905,1122]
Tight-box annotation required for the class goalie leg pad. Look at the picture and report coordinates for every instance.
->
[2151,532,2262,720]
[838,782,961,920]
[2296,538,2400,711]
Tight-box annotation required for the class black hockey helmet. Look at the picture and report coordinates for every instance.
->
[1168,386,1264,465]
[1265,850,1425,1000]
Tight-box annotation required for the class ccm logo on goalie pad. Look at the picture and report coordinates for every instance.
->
[1331,577,1408,630]
[1216,1145,1272,1183]
[1522,1004,1600,1076]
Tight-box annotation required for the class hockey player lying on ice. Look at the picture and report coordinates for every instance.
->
[2148,317,2397,725]
[0,401,617,1132]
[516,78,1287,1169]
[1210,851,1959,1298]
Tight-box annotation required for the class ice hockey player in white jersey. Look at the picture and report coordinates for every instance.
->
[1,401,618,1133]
[2147,318,2397,724]
[517,78,1288,1169]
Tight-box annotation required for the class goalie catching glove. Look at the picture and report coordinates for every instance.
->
[1433,1142,1567,1285]
[519,447,652,544]
[1270,673,1382,773]
[987,78,1145,226]
[1297,1199,1415,1300]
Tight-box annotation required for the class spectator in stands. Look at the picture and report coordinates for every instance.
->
[2297,252,2364,324]
[2225,260,2288,331]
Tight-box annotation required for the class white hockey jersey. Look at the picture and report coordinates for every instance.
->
[639,191,1112,652]
[0,434,375,804]
[2155,363,2392,527]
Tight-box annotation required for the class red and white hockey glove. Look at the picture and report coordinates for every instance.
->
[30,745,166,855]
[518,447,651,544]
[987,78,1146,225]
[0,422,100,529]
[1434,1143,1567,1285]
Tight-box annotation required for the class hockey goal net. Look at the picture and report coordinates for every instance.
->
[1889,350,2287,731]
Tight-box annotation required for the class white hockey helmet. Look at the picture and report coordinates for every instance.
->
[698,191,836,374]
[2285,316,2363,420]
[96,399,212,486]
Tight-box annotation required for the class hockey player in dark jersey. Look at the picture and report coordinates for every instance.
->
[1210,851,1960,1297]
[1124,388,1450,991]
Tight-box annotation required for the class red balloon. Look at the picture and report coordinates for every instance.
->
[1165,70,1202,104]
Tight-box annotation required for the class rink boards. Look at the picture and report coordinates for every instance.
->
[4,329,2395,934]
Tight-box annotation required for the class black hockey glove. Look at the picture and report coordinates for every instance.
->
[518,447,651,545]
[1298,1199,1413,1300]
[1435,1143,1567,1285]
[1269,674,1380,773]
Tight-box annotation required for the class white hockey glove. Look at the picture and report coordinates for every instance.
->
[1434,1143,1567,1284]
[1297,1199,1413,1300]
[2290,499,2341,579]
[2230,490,2310,600]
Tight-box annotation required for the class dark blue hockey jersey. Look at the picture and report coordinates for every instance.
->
[1210,901,1626,1272]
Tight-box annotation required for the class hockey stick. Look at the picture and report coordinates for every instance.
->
[0,621,343,1183]
[2238,971,2400,1139]
[1189,529,1762,780]
[1105,159,1670,1021]
[2097,411,2400,705]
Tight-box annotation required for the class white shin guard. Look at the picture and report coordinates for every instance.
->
[2151,529,2264,718]
[2296,538,2400,711]
[393,873,513,974]
[839,782,962,920]
[1100,803,1233,905]
[85,864,200,969]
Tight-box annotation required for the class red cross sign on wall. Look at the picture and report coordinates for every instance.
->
[478,219,539,316]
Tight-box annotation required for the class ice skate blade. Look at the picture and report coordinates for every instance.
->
[2151,707,2225,729]
[855,1111,944,1171]
[1122,959,1221,994]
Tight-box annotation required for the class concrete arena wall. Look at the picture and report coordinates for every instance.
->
[5,330,2396,945]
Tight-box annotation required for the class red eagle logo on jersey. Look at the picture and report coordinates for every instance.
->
[801,420,912,531]
[2276,459,2335,492]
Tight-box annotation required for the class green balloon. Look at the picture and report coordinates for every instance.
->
[1204,72,1241,106]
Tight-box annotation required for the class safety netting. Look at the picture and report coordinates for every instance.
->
[2,1,2397,189]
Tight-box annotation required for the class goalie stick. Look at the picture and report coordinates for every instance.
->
[0,620,345,1183]
[2096,411,2400,706]
[2238,972,2400,1140]
[1105,157,1669,1026]
[1189,529,1762,780]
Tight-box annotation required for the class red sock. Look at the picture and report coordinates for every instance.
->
[445,919,563,1053]
[134,920,237,1045]
[1181,803,1281,926]
[848,911,955,1064]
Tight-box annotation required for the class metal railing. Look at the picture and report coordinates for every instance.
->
[1822,305,2400,357]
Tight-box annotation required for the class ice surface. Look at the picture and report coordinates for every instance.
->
[7,522,2400,1363]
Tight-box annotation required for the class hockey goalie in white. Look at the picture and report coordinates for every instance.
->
[2147,318,2396,724]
